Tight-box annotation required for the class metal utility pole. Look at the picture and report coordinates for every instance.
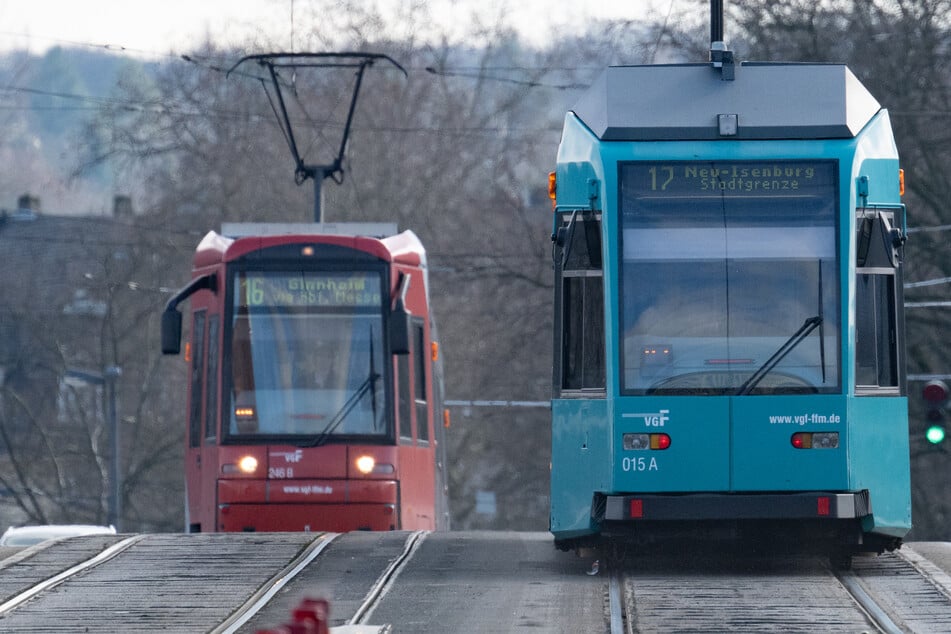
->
[709,0,734,80]
[711,0,724,44]
[104,365,122,531]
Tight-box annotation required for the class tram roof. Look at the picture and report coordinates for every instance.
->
[220,222,398,238]
[192,224,425,268]
[572,62,881,141]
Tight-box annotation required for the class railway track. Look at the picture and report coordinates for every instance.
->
[0,535,148,617]
[346,530,428,627]
[0,532,326,632]
[0,531,433,633]
[3,533,951,632]
[609,547,951,633]
[212,532,341,634]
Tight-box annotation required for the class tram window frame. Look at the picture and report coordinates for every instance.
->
[188,311,206,448]
[616,159,842,396]
[205,315,219,442]
[219,261,397,445]
[553,211,606,396]
[412,320,429,446]
[854,209,904,396]
[397,352,413,442]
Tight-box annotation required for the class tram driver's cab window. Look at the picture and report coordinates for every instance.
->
[855,209,904,394]
[554,211,605,394]
[617,160,840,396]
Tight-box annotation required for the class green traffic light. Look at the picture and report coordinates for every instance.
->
[926,425,946,444]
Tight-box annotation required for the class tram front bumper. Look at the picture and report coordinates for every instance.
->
[603,491,871,522]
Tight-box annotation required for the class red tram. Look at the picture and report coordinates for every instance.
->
[161,223,449,533]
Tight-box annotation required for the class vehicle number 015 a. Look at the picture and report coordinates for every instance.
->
[622,457,658,472]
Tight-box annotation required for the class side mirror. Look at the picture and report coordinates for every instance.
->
[161,310,183,355]
[160,273,217,356]
[389,299,411,355]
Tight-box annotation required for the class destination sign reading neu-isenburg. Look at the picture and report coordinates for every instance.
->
[622,160,835,197]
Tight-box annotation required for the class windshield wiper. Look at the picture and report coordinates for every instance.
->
[304,326,379,447]
[735,316,822,396]
[300,370,380,447]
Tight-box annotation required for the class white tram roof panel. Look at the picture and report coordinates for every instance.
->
[221,222,398,238]
[572,62,882,141]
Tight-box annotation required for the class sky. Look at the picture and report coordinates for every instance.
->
[0,0,667,56]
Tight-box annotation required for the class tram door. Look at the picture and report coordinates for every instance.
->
[184,308,220,532]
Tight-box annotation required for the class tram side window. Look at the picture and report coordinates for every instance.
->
[189,311,206,448]
[855,210,902,393]
[563,277,605,390]
[413,322,429,444]
[556,212,605,393]
[855,274,898,390]
[205,316,219,441]
[398,354,413,441]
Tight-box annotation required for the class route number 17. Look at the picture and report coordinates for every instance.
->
[649,166,674,191]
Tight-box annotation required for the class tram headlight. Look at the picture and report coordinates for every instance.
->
[624,434,650,450]
[356,455,376,474]
[812,432,839,448]
[238,455,259,473]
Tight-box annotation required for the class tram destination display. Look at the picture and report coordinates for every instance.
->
[237,272,383,308]
[621,160,836,198]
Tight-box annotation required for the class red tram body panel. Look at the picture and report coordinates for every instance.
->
[163,223,449,533]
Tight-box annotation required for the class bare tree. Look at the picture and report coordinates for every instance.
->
[0,211,187,530]
[63,0,685,530]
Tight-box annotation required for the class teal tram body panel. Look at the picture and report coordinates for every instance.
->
[550,61,911,556]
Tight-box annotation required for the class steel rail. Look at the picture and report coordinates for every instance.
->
[609,570,626,634]
[835,568,904,634]
[348,530,428,626]
[212,532,340,634]
[897,546,951,602]
[0,534,149,615]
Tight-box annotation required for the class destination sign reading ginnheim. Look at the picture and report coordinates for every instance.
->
[237,271,382,308]
[620,160,836,199]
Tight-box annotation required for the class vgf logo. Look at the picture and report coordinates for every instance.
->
[270,449,303,463]
[644,409,669,427]
[623,409,670,427]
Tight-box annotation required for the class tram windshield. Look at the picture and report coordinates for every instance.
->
[227,270,387,440]
[619,160,840,395]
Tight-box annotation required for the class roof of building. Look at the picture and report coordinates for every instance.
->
[0,211,140,372]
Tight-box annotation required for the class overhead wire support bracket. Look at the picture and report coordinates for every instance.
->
[708,0,735,80]
[227,52,407,222]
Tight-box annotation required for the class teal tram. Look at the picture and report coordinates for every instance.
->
[549,58,910,561]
